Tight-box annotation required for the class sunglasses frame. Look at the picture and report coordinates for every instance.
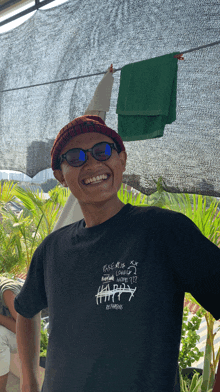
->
[59,141,119,168]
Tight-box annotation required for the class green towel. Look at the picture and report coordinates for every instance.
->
[116,52,180,141]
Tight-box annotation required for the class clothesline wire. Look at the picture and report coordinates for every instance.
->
[0,39,220,94]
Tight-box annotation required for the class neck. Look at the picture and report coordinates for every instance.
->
[81,197,125,228]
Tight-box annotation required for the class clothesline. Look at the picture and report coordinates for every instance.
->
[1,39,220,94]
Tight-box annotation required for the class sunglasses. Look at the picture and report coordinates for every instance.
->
[59,141,119,168]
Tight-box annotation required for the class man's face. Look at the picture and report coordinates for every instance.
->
[53,132,127,205]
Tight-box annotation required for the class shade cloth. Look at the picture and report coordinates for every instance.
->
[0,0,220,198]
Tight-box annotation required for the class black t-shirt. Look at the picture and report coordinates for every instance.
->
[14,203,220,392]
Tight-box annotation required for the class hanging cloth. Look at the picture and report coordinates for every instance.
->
[84,64,114,122]
[52,65,115,232]
[116,52,180,141]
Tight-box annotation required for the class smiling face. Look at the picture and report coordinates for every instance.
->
[53,132,127,207]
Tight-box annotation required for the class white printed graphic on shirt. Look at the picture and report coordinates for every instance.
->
[95,260,138,310]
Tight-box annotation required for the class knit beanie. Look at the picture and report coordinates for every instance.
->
[51,115,126,171]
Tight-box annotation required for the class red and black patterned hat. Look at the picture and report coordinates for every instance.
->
[51,115,126,171]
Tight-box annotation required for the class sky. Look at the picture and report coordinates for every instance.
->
[0,0,69,173]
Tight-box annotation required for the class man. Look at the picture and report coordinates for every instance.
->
[15,115,220,392]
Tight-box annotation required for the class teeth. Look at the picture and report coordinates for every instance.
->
[84,174,108,185]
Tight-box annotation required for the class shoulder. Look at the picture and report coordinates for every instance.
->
[133,205,199,233]
[2,284,21,321]
[0,278,23,296]
[133,205,189,222]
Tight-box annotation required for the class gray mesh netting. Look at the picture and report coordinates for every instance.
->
[0,0,220,197]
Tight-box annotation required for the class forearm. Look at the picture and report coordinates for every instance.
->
[0,314,16,334]
[16,312,41,383]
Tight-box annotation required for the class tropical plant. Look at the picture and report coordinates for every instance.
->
[40,319,49,358]
[179,368,213,392]
[179,306,204,370]
[0,180,71,276]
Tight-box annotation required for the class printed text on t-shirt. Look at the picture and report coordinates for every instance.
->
[95,260,138,310]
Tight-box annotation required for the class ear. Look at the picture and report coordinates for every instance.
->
[53,169,68,187]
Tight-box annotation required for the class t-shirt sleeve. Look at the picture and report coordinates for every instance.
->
[0,280,22,317]
[165,210,220,321]
[2,283,21,299]
[14,243,48,319]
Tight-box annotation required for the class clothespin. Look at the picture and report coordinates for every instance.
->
[173,54,184,60]
[109,56,183,74]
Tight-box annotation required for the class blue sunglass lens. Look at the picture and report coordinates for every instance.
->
[79,150,86,162]
[104,144,111,156]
